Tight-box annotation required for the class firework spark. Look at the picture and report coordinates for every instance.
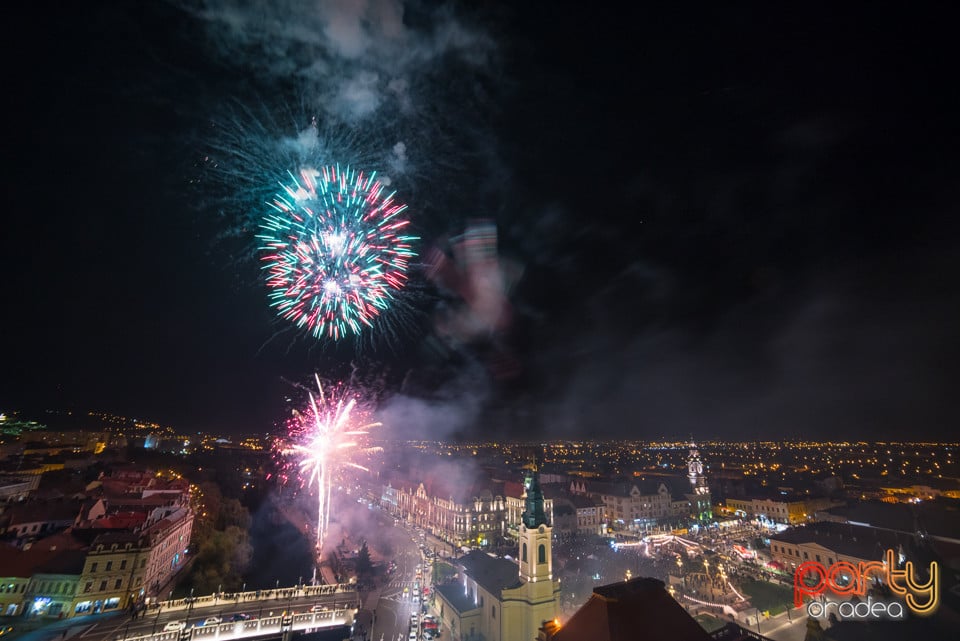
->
[282,375,381,554]
[257,164,418,341]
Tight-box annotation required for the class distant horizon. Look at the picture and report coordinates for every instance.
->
[4,407,958,446]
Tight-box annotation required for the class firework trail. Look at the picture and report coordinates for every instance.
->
[258,164,418,341]
[283,375,381,554]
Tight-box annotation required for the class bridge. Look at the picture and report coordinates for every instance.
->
[120,609,356,641]
[148,584,357,615]
[90,584,360,641]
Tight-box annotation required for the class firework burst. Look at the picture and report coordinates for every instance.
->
[279,375,381,555]
[257,164,418,341]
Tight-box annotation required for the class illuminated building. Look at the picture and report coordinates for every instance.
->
[769,521,937,574]
[141,507,194,597]
[390,478,507,549]
[5,532,87,618]
[725,494,834,525]
[570,480,676,532]
[435,467,560,641]
[76,532,149,616]
[0,568,29,616]
[686,442,712,523]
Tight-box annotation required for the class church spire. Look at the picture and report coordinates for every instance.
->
[522,466,548,529]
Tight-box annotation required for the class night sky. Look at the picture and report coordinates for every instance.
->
[3,2,957,441]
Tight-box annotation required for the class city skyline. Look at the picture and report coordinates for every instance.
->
[2,2,957,442]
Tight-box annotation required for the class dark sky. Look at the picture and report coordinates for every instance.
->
[2,1,957,441]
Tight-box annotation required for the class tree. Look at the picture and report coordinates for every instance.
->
[356,541,372,577]
[217,498,251,530]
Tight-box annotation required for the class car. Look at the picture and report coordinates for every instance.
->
[163,622,186,632]
[408,631,418,641]
[230,613,251,622]
[0,626,14,638]
[200,617,222,627]
[310,605,328,613]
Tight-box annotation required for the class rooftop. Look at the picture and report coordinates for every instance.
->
[459,550,522,595]
[818,499,960,542]
[770,522,912,561]
[435,583,479,615]
[548,577,712,641]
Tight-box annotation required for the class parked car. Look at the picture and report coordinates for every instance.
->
[310,604,328,613]
[163,622,186,632]
[230,613,251,622]
[200,617,222,627]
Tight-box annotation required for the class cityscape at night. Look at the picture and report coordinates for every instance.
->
[2,2,958,641]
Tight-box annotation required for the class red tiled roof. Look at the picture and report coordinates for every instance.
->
[551,577,711,641]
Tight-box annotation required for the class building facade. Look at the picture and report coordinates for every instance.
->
[142,507,193,597]
[726,495,833,525]
[76,532,149,616]
[390,481,507,549]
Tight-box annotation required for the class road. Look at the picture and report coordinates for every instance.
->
[360,511,432,641]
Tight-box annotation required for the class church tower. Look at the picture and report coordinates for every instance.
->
[687,441,712,522]
[519,465,552,583]
[506,463,560,641]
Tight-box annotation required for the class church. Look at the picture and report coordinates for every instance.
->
[435,467,561,641]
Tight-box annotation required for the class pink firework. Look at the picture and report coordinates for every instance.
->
[282,375,381,553]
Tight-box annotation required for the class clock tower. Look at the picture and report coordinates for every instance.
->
[687,441,712,522]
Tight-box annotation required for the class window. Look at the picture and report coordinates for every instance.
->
[84,582,93,594]
[99,581,107,592]
[522,543,527,563]
[91,562,98,573]
[120,560,127,570]
[115,579,122,590]
[140,559,146,569]
[538,544,546,564]
[106,561,113,571]
[492,606,496,619]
